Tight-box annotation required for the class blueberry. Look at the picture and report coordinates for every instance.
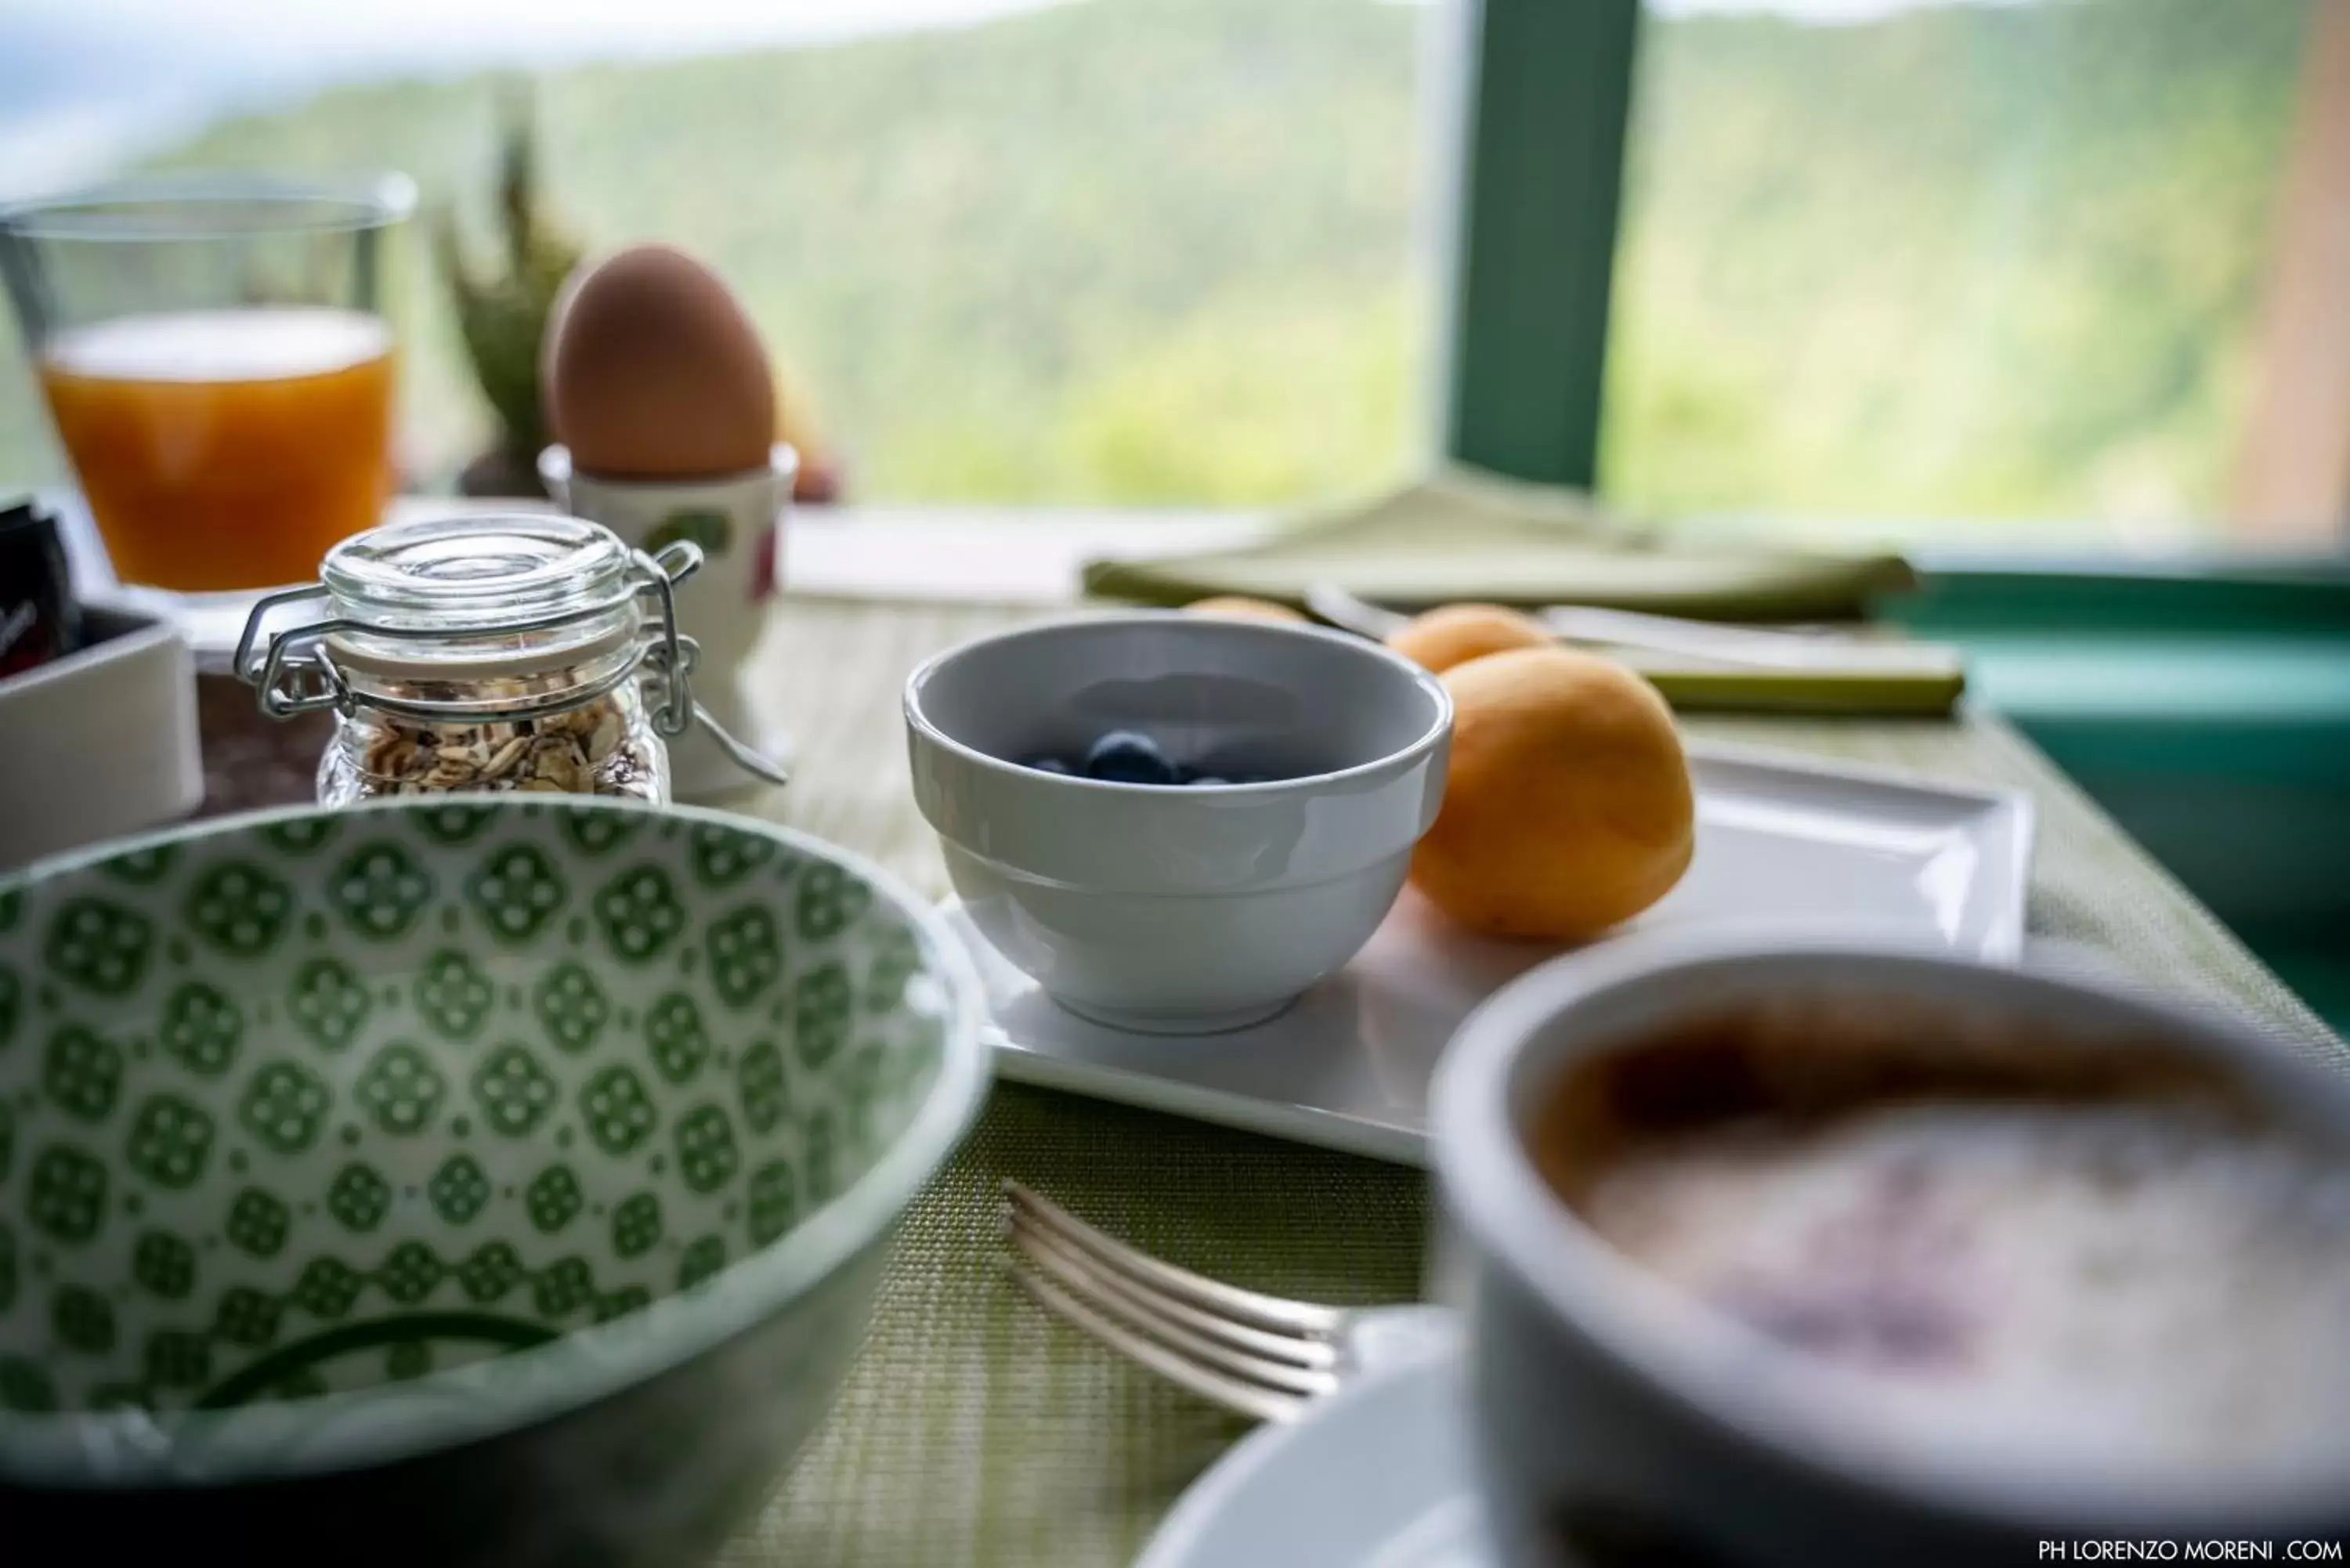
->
[1083,730,1178,786]
[1022,755,1074,776]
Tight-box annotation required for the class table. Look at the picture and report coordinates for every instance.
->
[704,593,2340,1567]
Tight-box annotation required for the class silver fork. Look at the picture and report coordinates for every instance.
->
[1001,1181,1458,1423]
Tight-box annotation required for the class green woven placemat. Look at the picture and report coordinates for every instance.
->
[716,597,2340,1568]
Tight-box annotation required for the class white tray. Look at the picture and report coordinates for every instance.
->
[950,742,2034,1165]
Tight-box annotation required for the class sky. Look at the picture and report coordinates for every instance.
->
[0,0,1993,198]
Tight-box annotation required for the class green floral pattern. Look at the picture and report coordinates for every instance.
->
[739,1039,790,1133]
[795,864,871,942]
[224,1190,287,1259]
[327,1163,392,1233]
[525,1165,583,1234]
[593,867,686,963]
[160,982,242,1078]
[329,845,432,941]
[0,801,951,1416]
[238,1062,330,1155]
[533,963,609,1055]
[690,824,774,888]
[414,950,494,1040]
[287,959,371,1053]
[125,1094,213,1189]
[27,1144,107,1243]
[611,1191,662,1258]
[473,1046,559,1136]
[793,964,855,1071]
[645,992,710,1085]
[708,905,784,1008]
[467,846,566,943]
[428,1154,492,1226]
[186,863,294,956]
[579,1065,658,1155]
[45,899,151,996]
[44,1026,122,1122]
[356,1043,448,1135]
[133,1230,196,1297]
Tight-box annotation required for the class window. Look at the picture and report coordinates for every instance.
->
[1600,0,2316,542]
[0,0,1437,509]
[9,0,2318,541]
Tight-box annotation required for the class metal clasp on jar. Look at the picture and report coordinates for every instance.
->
[236,540,694,721]
[234,541,790,789]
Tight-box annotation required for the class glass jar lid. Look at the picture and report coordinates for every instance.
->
[323,514,630,626]
[318,514,639,682]
[235,512,698,728]
[237,511,790,787]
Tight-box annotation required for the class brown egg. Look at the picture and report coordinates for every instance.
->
[543,245,776,479]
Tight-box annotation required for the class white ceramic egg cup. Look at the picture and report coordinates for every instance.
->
[540,443,797,801]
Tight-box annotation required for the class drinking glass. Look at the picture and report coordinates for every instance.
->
[1,173,414,592]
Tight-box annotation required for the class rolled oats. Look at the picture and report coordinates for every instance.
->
[324,674,663,804]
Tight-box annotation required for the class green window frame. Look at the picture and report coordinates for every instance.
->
[1442,0,1642,490]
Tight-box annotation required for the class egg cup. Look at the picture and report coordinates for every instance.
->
[540,443,798,801]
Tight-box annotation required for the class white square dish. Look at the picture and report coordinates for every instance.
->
[0,605,202,870]
[951,741,2034,1165]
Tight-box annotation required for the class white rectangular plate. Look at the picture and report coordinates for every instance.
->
[951,742,2034,1165]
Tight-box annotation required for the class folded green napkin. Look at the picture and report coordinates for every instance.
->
[1081,467,1959,715]
[1083,466,1917,620]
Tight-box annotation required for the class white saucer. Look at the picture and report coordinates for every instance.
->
[955,741,2033,1164]
[1136,1350,1497,1568]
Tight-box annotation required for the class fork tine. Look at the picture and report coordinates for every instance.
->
[1003,1183,1343,1336]
[1009,1221,1341,1396]
[1007,1204,1340,1371]
[1005,1258,1308,1425]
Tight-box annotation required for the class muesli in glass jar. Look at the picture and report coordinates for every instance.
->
[331,670,666,804]
[235,514,783,805]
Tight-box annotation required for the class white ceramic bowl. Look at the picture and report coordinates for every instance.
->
[904,612,1452,1033]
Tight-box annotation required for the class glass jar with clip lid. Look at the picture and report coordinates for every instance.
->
[234,513,788,805]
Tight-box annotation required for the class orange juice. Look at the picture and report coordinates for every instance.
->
[39,307,396,591]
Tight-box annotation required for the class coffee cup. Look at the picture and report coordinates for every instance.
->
[1431,928,2350,1567]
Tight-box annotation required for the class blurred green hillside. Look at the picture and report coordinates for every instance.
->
[0,0,2312,529]
[1607,0,2308,529]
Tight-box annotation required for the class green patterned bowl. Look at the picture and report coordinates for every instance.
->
[0,797,985,1566]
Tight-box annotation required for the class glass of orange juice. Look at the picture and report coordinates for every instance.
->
[1,174,414,592]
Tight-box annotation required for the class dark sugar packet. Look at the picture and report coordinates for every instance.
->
[0,496,81,680]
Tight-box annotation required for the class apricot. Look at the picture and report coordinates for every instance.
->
[1385,602,1551,673]
[1411,646,1694,941]
[1184,595,1307,624]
